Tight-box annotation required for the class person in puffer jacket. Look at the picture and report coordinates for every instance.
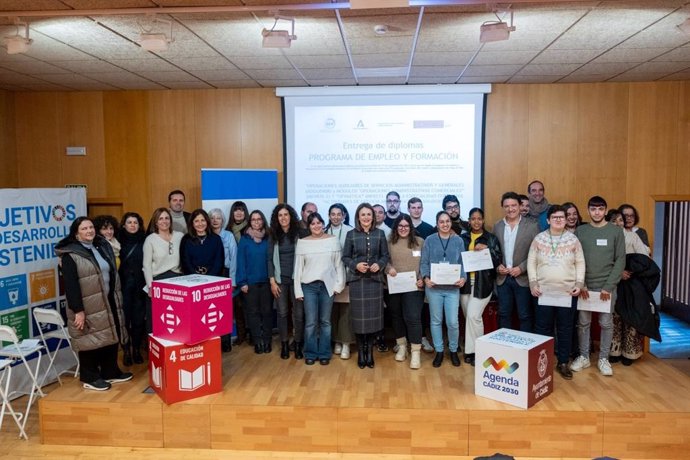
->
[56,216,132,391]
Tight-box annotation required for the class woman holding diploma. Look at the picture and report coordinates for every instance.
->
[293,213,345,365]
[385,214,425,369]
[420,211,467,368]
[459,208,502,367]
[527,205,585,380]
[342,203,390,369]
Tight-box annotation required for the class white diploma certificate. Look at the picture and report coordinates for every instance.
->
[577,291,612,313]
[387,271,418,294]
[537,289,573,308]
[430,263,462,285]
[461,249,493,272]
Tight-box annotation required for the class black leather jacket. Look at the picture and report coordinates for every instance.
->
[459,231,502,299]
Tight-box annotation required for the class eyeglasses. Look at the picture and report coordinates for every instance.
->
[250,218,263,222]
[168,241,173,255]
[445,205,459,211]
[622,213,635,218]
[550,216,566,221]
[386,199,400,203]
[397,224,410,229]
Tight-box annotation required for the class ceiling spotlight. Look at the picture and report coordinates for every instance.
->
[262,15,297,48]
[480,10,516,43]
[678,18,690,35]
[138,17,174,52]
[4,21,33,55]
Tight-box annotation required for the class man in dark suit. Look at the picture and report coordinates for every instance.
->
[493,191,540,332]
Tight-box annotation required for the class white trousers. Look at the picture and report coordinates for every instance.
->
[460,283,492,354]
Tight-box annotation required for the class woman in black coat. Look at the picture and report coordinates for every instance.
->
[118,212,147,366]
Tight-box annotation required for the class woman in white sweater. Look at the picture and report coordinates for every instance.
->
[294,213,345,365]
[143,208,183,333]
[527,205,585,380]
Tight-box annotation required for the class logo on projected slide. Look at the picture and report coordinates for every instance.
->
[200,303,223,332]
[483,357,520,374]
[324,118,336,129]
[355,119,365,129]
[161,305,181,333]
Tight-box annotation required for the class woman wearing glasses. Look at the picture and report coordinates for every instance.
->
[143,207,183,333]
[237,210,273,354]
[527,205,585,380]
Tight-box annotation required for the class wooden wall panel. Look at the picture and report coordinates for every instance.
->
[15,92,62,188]
[603,412,690,459]
[147,90,199,209]
[103,91,150,217]
[0,89,17,188]
[484,84,530,227]
[527,83,580,205]
[240,88,284,201]
[57,92,107,197]
[7,83,690,247]
[194,89,243,172]
[468,410,603,458]
[626,82,679,243]
[676,81,690,195]
[576,82,629,212]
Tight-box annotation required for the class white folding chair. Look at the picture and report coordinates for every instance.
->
[33,307,80,385]
[0,358,28,440]
[0,325,45,438]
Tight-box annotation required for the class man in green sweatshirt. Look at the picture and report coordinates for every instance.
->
[571,196,626,377]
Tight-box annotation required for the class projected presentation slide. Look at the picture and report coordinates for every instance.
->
[281,86,488,224]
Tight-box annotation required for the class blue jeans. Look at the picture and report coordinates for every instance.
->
[426,287,460,352]
[302,281,334,360]
[496,276,534,332]
[534,297,576,364]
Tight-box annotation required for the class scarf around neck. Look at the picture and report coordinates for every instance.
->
[246,227,265,243]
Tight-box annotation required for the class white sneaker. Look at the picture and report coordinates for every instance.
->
[334,343,342,355]
[421,337,434,353]
[340,343,350,360]
[570,355,591,372]
[598,358,613,376]
[393,343,400,353]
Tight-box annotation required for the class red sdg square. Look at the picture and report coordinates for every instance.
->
[148,335,222,404]
[151,275,233,345]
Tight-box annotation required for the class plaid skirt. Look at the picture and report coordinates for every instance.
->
[348,278,384,334]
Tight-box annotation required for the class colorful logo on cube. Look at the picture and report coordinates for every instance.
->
[483,357,520,374]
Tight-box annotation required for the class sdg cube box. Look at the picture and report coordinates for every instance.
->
[148,334,222,405]
[475,328,554,409]
[151,274,233,345]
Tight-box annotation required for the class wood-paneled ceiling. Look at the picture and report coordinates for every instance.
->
[1,0,690,91]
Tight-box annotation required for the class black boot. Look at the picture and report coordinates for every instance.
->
[123,346,132,367]
[255,342,264,354]
[356,334,366,369]
[432,351,444,368]
[281,341,290,359]
[263,340,272,354]
[366,334,375,368]
[133,347,144,364]
[294,341,304,360]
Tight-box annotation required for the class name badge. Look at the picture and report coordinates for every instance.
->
[596,239,608,246]
[412,250,421,257]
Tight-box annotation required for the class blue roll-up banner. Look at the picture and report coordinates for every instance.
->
[201,169,279,223]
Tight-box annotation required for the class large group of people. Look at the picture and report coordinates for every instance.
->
[57,183,656,391]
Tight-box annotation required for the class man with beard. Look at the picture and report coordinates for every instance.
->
[384,191,401,227]
[168,189,190,233]
[299,202,317,230]
[527,180,549,230]
[441,194,469,235]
